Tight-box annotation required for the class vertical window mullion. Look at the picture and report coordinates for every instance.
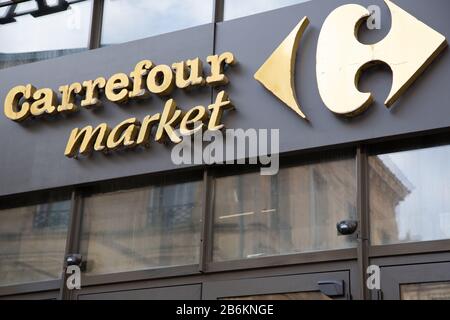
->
[356,146,370,300]
[59,190,83,300]
[213,0,224,23]
[88,0,104,49]
[199,169,213,272]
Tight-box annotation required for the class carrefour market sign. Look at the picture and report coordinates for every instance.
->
[3,53,236,158]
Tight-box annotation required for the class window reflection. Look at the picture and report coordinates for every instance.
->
[370,145,450,245]
[212,156,357,262]
[0,199,70,287]
[401,282,450,300]
[224,0,311,21]
[0,0,93,69]
[101,0,213,46]
[81,180,203,275]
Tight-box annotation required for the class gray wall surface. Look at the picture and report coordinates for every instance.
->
[0,0,449,196]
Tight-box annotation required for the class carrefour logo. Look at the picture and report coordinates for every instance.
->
[254,0,447,119]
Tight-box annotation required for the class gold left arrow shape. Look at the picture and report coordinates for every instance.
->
[254,17,310,119]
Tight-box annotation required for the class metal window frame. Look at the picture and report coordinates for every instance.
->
[88,0,104,49]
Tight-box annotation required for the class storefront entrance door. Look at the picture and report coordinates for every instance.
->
[380,262,450,300]
[202,271,350,300]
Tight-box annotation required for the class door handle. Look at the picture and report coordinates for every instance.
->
[317,280,345,297]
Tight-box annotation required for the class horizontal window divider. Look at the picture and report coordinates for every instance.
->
[0,279,61,297]
[369,239,450,258]
[80,265,200,287]
[205,248,358,273]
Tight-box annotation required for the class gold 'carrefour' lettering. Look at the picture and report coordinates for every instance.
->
[58,82,83,113]
[3,53,236,122]
[81,77,107,108]
[4,84,36,121]
[146,64,175,96]
[105,73,131,103]
[172,58,205,89]
[206,52,236,86]
[129,60,153,99]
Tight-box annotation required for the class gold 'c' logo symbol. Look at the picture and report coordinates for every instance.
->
[254,0,447,119]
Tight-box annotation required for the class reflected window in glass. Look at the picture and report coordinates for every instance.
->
[212,155,357,262]
[0,0,93,69]
[81,180,203,275]
[369,145,450,245]
[101,0,213,46]
[0,198,70,286]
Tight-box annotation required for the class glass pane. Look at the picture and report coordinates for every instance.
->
[369,145,450,245]
[212,156,357,262]
[0,0,93,69]
[81,180,203,275]
[224,0,311,21]
[101,0,213,46]
[401,282,450,300]
[0,200,70,286]
[223,291,331,300]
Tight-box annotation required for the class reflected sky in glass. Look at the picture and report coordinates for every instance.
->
[0,1,93,53]
[101,0,213,45]
[376,145,450,243]
[224,0,311,21]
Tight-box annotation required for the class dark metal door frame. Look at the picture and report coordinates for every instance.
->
[202,270,351,300]
[380,261,450,300]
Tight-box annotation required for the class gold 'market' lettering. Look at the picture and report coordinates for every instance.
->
[64,91,234,157]
[172,58,205,89]
[136,113,161,147]
[155,99,183,143]
[58,83,83,113]
[4,84,36,121]
[65,123,110,157]
[30,88,57,116]
[105,73,131,103]
[208,90,234,131]
[129,60,153,99]
[81,77,107,108]
[206,52,236,86]
[146,64,174,95]
[106,117,141,149]
[180,106,207,135]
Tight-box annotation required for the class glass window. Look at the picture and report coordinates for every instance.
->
[101,0,213,46]
[81,180,203,275]
[369,145,450,245]
[0,0,93,69]
[212,155,357,262]
[401,282,450,300]
[224,0,311,21]
[0,199,70,286]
